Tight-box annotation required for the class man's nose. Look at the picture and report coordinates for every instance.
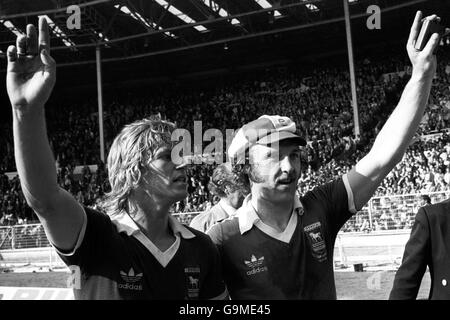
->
[175,163,188,171]
[175,156,190,170]
[280,154,294,173]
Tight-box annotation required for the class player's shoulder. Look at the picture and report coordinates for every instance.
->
[207,215,240,244]
[301,177,343,201]
[182,224,217,247]
[83,206,114,226]
[215,214,240,231]
[189,211,208,224]
[185,224,212,241]
[84,205,108,217]
[83,207,139,238]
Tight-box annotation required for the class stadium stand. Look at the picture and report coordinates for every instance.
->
[1,52,449,233]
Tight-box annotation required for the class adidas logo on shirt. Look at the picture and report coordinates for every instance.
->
[244,255,268,276]
[118,268,143,291]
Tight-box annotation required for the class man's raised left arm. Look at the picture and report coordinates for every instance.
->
[347,11,441,210]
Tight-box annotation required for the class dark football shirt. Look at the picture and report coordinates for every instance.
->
[56,207,227,300]
[207,176,355,299]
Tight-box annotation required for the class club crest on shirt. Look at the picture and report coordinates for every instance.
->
[304,222,327,262]
[184,266,200,299]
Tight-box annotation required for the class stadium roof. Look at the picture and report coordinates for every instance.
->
[0,0,448,83]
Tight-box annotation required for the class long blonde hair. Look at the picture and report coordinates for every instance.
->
[103,114,176,217]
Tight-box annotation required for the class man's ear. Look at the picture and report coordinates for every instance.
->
[243,163,252,175]
[223,184,231,196]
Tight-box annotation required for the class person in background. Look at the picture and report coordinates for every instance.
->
[190,163,249,233]
[420,194,432,206]
[390,198,450,299]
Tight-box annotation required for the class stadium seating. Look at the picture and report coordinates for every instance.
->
[1,52,450,229]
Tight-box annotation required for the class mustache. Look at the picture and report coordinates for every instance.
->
[275,174,298,184]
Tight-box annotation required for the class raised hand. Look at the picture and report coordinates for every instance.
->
[6,17,56,112]
[407,11,440,79]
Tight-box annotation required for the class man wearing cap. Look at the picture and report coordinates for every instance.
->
[190,163,249,233]
[207,11,441,299]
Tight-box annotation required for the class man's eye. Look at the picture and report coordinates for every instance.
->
[155,152,171,161]
[264,152,273,158]
[162,154,172,161]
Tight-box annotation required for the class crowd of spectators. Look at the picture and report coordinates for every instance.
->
[1,50,450,227]
[298,134,450,196]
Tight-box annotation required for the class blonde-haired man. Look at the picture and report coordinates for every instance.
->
[6,18,226,300]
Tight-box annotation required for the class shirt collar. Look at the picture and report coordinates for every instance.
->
[168,214,196,239]
[237,193,304,235]
[218,199,237,218]
[111,211,196,239]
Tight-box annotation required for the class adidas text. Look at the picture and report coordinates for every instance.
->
[118,283,143,290]
[246,266,268,275]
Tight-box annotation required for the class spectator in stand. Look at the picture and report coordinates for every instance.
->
[1,19,450,227]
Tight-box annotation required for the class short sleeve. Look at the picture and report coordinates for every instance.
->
[56,207,115,269]
[308,176,354,235]
[52,206,87,257]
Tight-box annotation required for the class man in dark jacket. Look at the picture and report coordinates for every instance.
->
[390,198,450,300]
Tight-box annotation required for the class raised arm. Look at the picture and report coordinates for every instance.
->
[347,11,441,210]
[6,17,85,251]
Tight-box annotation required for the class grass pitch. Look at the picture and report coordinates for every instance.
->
[0,270,431,300]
